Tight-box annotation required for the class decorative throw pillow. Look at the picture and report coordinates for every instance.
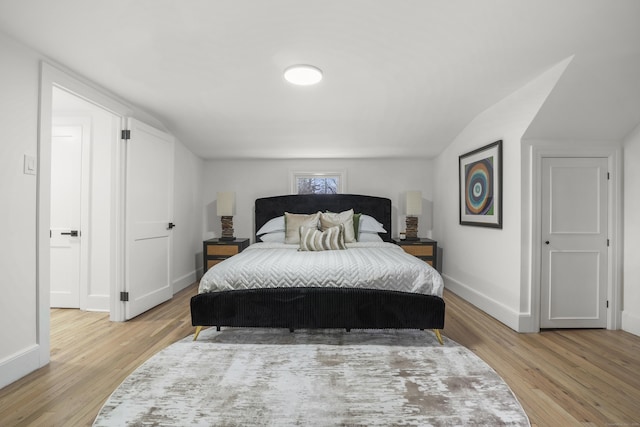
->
[352,213,362,239]
[320,209,356,243]
[299,224,347,251]
[284,212,321,244]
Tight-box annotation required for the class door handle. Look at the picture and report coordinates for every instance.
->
[168,222,176,230]
[61,230,79,237]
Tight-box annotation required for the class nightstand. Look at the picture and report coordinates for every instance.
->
[203,238,250,272]
[394,238,438,270]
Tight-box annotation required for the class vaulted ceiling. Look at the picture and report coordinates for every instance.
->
[1,0,639,159]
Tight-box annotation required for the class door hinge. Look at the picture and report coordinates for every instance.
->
[120,291,129,302]
[607,239,610,247]
[607,172,610,180]
[606,300,609,308]
[121,129,131,140]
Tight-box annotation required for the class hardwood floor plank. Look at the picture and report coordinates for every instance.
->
[442,291,640,426]
[0,284,639,426]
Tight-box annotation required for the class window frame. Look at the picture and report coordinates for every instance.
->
[289,170,346,195]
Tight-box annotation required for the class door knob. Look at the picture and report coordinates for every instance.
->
[545,241,550,245]
[168,222,176,229]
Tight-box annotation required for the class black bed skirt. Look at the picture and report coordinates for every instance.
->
[190,288,445,331]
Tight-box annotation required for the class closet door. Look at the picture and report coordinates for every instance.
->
[540,157,608,329]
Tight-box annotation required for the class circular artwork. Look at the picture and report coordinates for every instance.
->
[465,159,494,215]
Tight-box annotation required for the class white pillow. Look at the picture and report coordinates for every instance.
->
[359,214,387,234]
[320,209,356,243]
[357,232,383,242]
[259,231,285,243]
[256,216,285,235]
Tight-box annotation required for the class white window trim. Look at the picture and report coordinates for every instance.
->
[289,170,347,194]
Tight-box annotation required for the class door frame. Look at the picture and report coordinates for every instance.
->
[530,142,622,331]
[38,63,135,367]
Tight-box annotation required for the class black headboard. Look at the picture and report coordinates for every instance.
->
[255,194,392,242]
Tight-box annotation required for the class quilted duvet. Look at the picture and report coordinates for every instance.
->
[198,242,443,297]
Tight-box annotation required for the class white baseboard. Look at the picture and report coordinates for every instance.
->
[443,274,525,332]
[86,295,109,312]
[622,310,640,337]
[0,344,41,389]
[173,269,201,294]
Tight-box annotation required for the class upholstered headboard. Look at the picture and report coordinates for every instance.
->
[255,194,392,242]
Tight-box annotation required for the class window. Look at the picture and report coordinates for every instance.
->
[290,171,346,194]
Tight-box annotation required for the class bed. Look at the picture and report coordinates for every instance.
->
[190,194,445,343]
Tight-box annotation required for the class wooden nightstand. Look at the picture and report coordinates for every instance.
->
[203,238,250,272]
[394,238,438,270]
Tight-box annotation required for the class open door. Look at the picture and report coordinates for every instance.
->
[124,118,175,319]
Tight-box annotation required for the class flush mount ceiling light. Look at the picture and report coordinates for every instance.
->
[284,64,323,86]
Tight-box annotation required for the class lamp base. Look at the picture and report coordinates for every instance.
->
[219,236,236,241]
[221,216,235,241]
[405,216,419,240]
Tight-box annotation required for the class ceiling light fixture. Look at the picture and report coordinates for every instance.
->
[284,64,323,86]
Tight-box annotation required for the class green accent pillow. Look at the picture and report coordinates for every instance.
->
[352,213,361,240]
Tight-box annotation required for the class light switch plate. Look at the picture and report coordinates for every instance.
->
[24,154,37,175]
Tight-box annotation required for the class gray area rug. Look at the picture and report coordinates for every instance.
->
[94,328,530,426]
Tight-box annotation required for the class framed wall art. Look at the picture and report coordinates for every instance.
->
[459,140,502,228]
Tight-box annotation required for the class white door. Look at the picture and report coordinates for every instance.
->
[540,157,608,328]
[124,119,175,319]
[50,126,82,308]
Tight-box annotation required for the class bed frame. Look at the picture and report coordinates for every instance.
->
[190,194,445,343]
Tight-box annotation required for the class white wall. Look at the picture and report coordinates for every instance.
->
[173,141,204,290]
[0,31,41,389]
[433,59,569,331]
[623,123,640,335]
[202,158,434,243]
[0,31,204,389]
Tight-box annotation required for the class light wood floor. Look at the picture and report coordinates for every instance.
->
[1,284,639,426]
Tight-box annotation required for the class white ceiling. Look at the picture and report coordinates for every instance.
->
[1,0,639,159]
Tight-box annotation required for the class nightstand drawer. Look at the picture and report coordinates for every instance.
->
[393,238,438,272]
[207,259,225,270]
[402,245,433,257]
[203,238,250,272]
[207,245,239,257]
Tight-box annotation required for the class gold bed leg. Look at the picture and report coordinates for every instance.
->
[193,326,203,341]
[433,329,444,345]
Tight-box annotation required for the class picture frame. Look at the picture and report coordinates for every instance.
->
[459,140,502,228]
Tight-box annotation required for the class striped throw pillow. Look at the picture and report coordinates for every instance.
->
[299,224,347,251]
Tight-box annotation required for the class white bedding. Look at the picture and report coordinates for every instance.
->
[198,242,444,297]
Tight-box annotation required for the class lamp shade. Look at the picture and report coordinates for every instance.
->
[405,191,422,216]
[216,192,236,216]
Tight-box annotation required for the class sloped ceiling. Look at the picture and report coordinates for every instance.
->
[0,0,638,159]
